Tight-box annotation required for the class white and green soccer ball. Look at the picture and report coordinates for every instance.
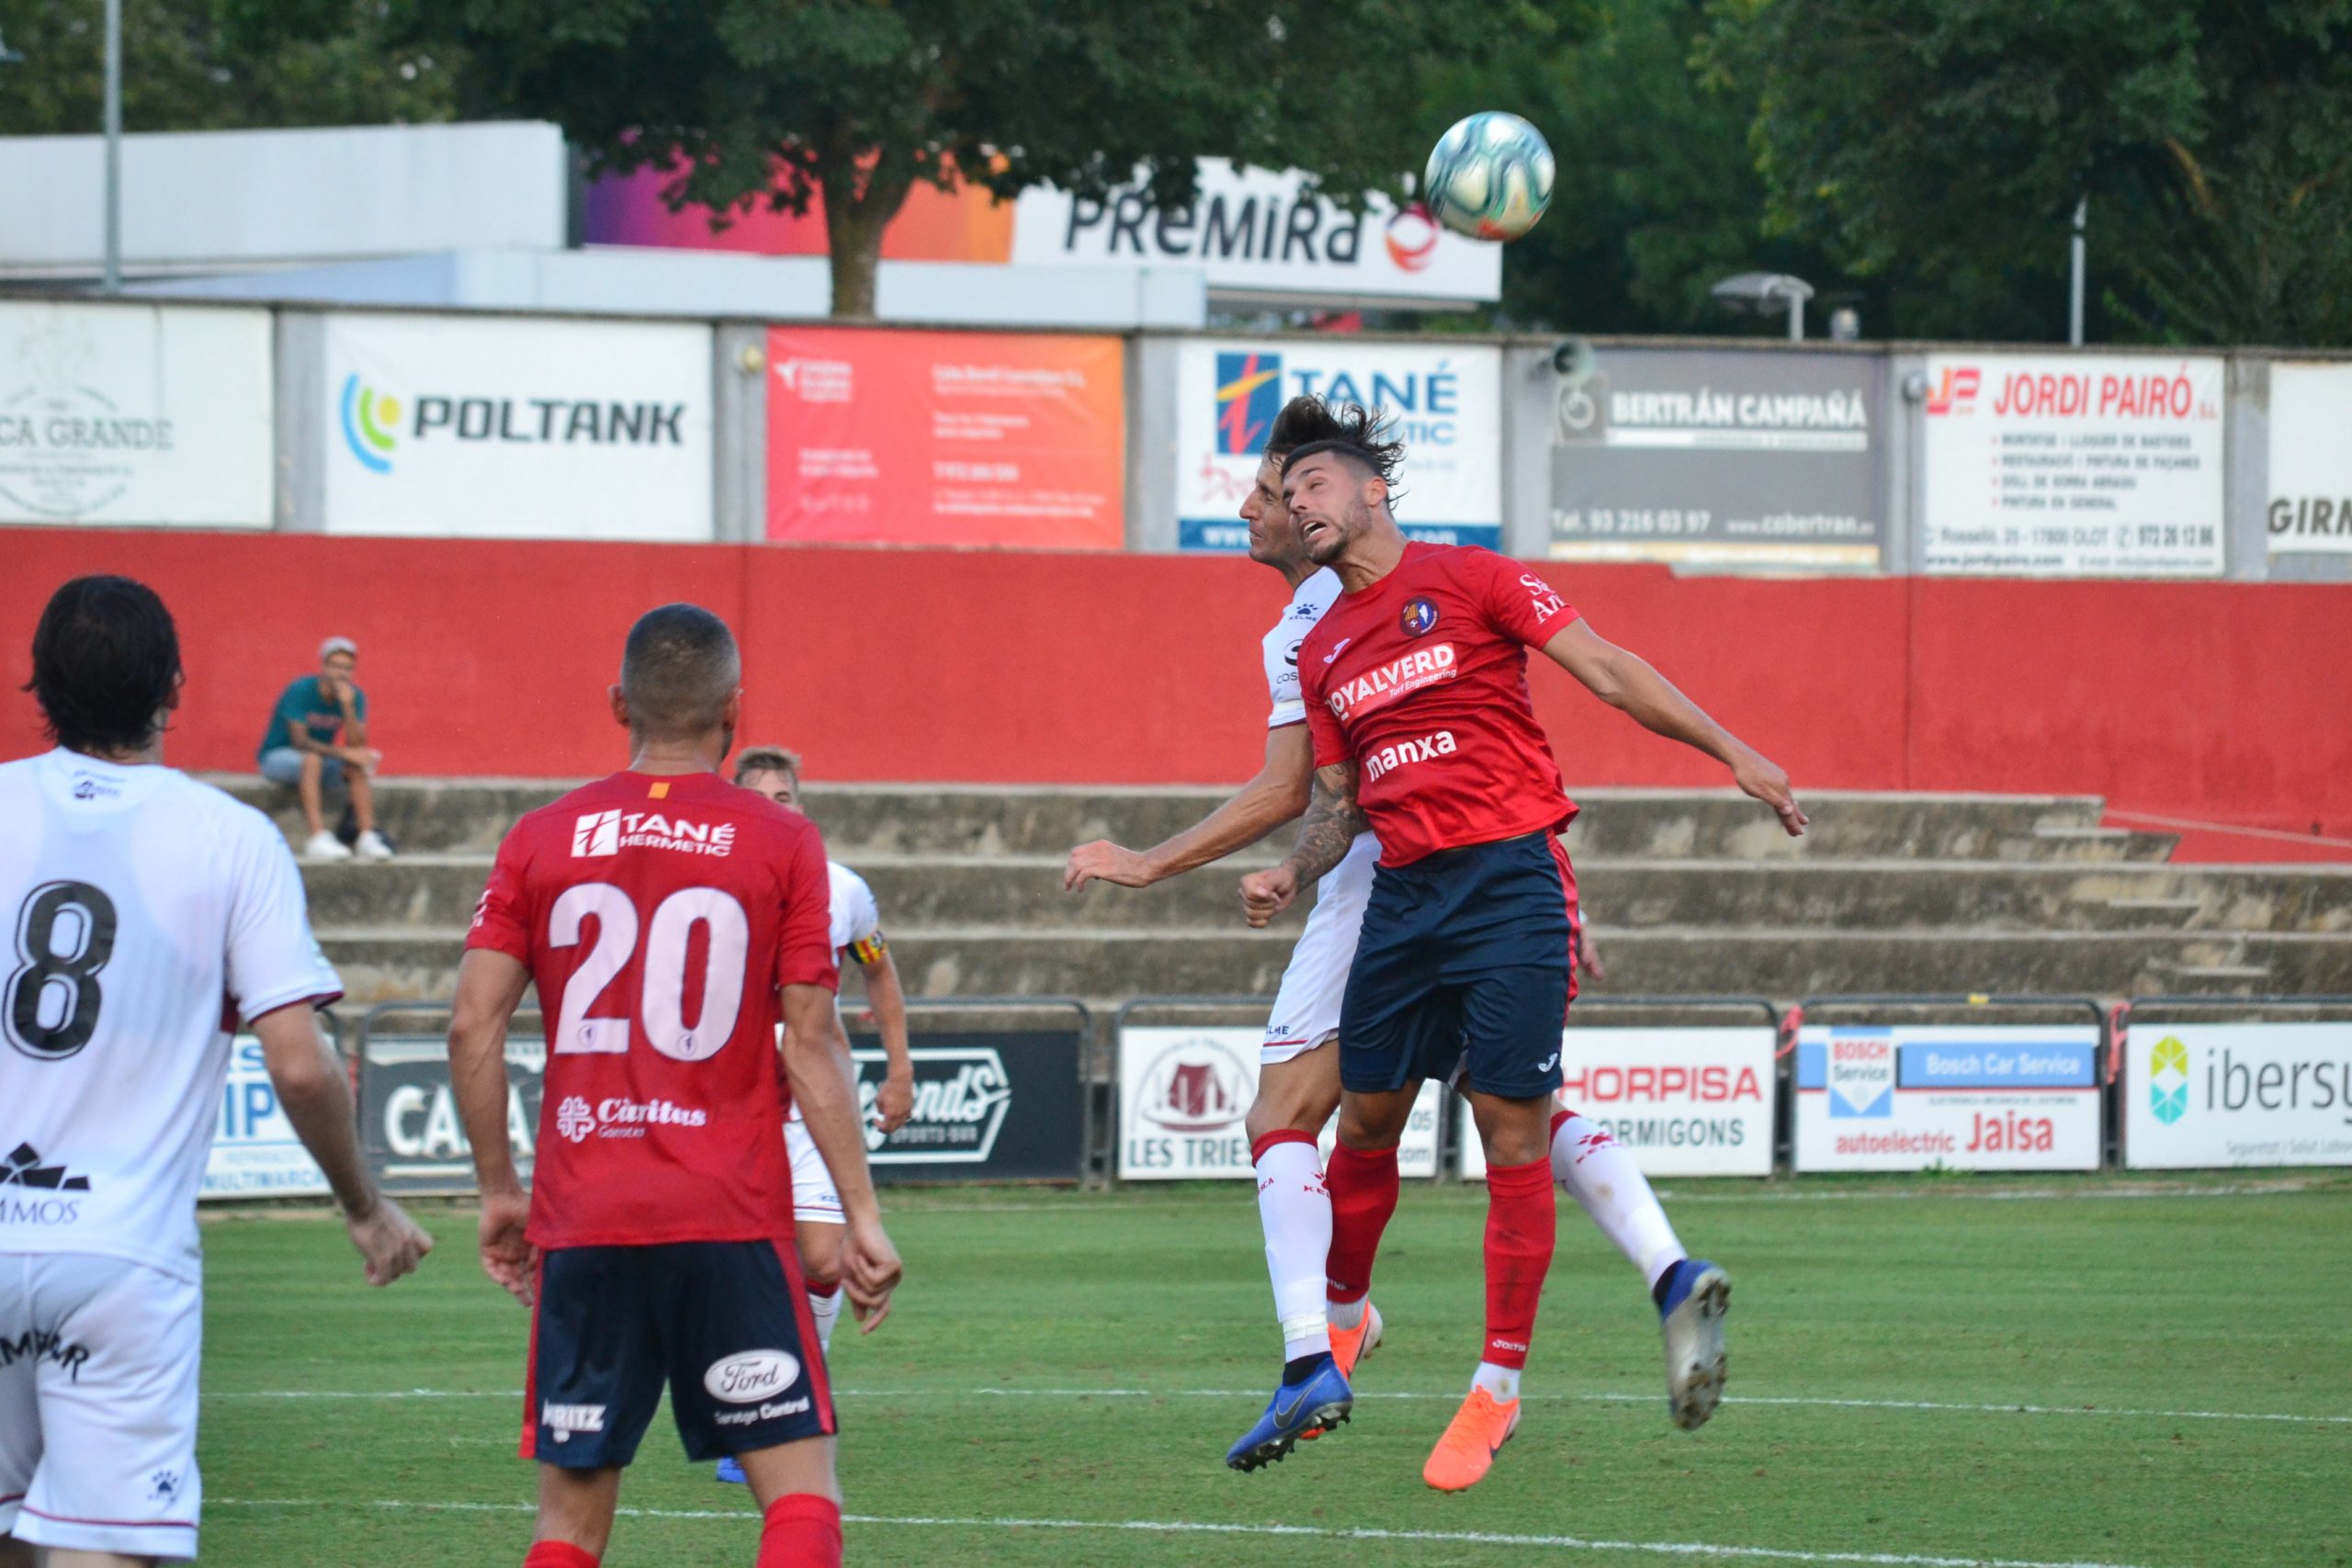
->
[1423,111,1555,242]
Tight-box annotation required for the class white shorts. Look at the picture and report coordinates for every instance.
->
[784,1115,845,1228]
[0,1252,202,1562]
[1261,831,1380,1066]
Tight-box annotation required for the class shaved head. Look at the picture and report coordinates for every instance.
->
[619,604,741,742]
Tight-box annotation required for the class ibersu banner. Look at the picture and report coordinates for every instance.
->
[765,327,1125,549]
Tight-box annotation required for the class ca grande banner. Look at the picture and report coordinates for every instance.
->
[1919,355,2224,576]
[0,300,272,527]
[1118,1027,1440,1179]
[322,312,713,540]
[2125,1023,2352,1169]
[2266,363,2352,555]
[853,1030,1086,1182]
[1459,1027,1779,1180]
[360,1033,545,1196]
[1176,342,1500,552]
[1795,1024,2100,1172]
[766,327,1125,549]
[1550,350,1883,571]
[200,1035,331,1200]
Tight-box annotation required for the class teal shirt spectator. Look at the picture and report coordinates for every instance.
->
[258,675,366,763]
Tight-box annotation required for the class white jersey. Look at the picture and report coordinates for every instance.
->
[1263,568,1345,728]
[0,750,340,1280]
[786,862,887,1128]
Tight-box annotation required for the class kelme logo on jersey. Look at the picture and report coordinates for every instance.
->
[1400,596,1439,637]
[339,375,401,473]
[2149,1034,2191,1124]
[1326,644,1457,719]
[1216,351,1283,456]
[571,808,737,859]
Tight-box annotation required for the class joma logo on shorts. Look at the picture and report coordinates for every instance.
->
[542,1403,605,1443]
[1363,729,1457,783]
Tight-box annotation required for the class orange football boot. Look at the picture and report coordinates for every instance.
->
[1421,1385,1521,1492]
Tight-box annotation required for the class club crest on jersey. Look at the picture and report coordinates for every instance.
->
[1400,596,1439,637]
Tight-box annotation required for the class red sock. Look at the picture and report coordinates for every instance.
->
[758,1493,842,1568]
[1482,1156,1557,1371]
[522,1542,598,1568]
[1323,1142,1400,1304]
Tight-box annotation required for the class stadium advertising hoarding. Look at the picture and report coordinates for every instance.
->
[1458,1027,1780,1180]
[0,300,272,528]
[360,1034,545,1196]
[1175,342,1502,552]
[320,312,713,540]
[2265,363,2352,555]
[854,1031,1087,1182]
[1117,1026,1440,1179]
[2124,1022,2352,1169]
[765,327,1125,549]
[200,1035,331,1200]
[1919,353,2225,576]
[1794,1024,2101,1172]
[1549,350,1884,571]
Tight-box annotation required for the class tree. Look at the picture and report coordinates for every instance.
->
[423,0,1544,318]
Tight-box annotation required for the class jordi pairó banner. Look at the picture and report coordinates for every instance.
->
[2124,1022,2352,1169]
[1117,1026,1440,1179]
[1793,1024,2100,1172]
[0,300,272,527]
[1459,1027,1779,1180]
[1918,354,2224,576]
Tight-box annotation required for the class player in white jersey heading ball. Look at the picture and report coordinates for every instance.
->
[1066,399,1719,1472]
[0,577,430,1568]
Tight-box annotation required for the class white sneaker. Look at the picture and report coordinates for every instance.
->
[303,831,353,862]
[354,829,394,861]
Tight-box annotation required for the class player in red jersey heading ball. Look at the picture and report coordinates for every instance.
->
[447,604,900,1568]
[1241,436,1805,1492]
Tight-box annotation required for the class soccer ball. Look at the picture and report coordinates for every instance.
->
[1422,112,1555,242]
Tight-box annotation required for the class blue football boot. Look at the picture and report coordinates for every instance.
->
[715,1455,747,1484]
[1657,1258,1731,1431]
[1225,1354,1353,1472]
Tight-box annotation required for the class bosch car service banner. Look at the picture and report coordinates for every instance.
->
[359,1033,545,1197]
[854,1031,1086,1182]
[1175,341,1501,552]
[321,312,713,540]
[1458,1027,1778,1180]
[2124,1023,2352,1169]
[1794,1024,2100,1172]
[0,300,272,528]
[765,327,1125,548]
[1118,1027,1440,1179]
[1918,354,2224,576]
[200,1035,331,1200]
[2266,363,2352,555]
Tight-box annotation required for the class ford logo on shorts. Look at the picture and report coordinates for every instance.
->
[705,1349,801,1404]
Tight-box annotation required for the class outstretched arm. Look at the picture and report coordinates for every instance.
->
[1544,619,1807,837]
[1065,723,1315,889]
[1238,761,1366,928]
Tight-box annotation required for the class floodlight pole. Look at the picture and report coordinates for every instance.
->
[103,0,123,293]
[2068,197,2087,347]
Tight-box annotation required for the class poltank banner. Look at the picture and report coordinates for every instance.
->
[1117,1026,1440,1179]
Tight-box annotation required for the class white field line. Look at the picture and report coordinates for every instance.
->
[209,1385,2352,1426]
[209,1496,2163,1568]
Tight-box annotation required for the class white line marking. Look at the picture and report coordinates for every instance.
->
[209,1498,2163,1568]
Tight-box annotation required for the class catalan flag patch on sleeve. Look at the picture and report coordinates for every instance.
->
[850,931,888,966]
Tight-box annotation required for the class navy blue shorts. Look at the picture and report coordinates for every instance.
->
[1339,829,1578,1100]
[524,1238,834,1468]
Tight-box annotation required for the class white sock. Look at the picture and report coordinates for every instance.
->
[1255,1138,1333,1360]
[808,1287,842,1356]
[1472,1361,1521,1403]
[1552,1113,1688,1289]
[1326,1295,1366,1331]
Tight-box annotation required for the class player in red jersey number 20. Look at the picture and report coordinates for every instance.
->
[447,605,901,1568]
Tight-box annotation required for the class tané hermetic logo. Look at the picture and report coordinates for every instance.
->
[339,374,401,473]
[2149,1034,2190,1124]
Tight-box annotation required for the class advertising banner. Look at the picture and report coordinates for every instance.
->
[321,312,713,540]
[1459,1028,1779,1180]
[1794,1024,2100,1172]
[1117,1027,1440,1179]
[765,327,1124,549]
[0,300,272,527]
[1550,351,1883,570]
[1175,342,1501,552]
[2265,363,2352,555]
[854,1031,1087,1182]
[1918,354,2224,576]
[359,1033,544,1197]
[199,1035,331,1200]
[2123,1022,2352,1169]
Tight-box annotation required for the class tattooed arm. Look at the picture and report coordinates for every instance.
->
[1238,761,1365,929]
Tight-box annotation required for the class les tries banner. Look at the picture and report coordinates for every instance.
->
[765,327,1125,548]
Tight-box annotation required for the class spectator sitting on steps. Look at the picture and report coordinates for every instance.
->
[258,636,391,862]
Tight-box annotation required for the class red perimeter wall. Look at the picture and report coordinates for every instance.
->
[3,529,2347,840]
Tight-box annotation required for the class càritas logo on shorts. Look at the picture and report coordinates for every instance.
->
[1325,644,1456,719]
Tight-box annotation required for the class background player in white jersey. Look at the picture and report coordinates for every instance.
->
[0,576,430,1568]
[1066,400,1719,1472]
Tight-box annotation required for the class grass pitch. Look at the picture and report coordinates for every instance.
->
[195,1175,2351,1567]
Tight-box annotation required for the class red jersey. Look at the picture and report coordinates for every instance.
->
[466,770,837,1249]
[1300,542,1581,866]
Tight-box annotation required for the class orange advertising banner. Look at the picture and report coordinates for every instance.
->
[765,328,1125,549]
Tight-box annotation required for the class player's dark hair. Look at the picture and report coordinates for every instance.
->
[24,575,182,756]
[732,745,801,785]
[1281,401,1407,500]
[1264,394,1349,461]
[619,603,741,742]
